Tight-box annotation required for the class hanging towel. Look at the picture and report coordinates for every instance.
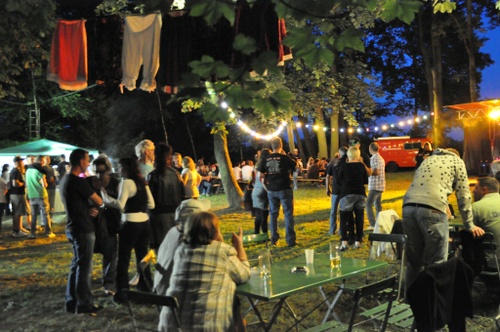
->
[121,13,162,92]
[47,20,88,91]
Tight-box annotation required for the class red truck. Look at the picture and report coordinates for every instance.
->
[374,136,432,172]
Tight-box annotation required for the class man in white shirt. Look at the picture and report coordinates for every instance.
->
[241,160,254,182]
[232,162,242,181]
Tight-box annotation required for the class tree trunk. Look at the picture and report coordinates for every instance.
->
[286,120,295,152]
[298,115,316,159]
[213,131,243,210]
[418,9,436,140]
[466,0,477,102]
[431,14,444,148]
[315,107,328,158]
[293,127,306,162]
[330,112,339,158]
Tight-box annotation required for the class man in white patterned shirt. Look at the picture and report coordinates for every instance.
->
[366,143,385,230]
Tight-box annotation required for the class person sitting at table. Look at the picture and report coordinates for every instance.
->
[158,211,251,331]
[306,158,320,179]
[472,177,500,270]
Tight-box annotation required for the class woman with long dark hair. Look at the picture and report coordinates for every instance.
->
[101,157,155,304]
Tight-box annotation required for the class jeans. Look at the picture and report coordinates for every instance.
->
[30,197,52,235]
[366,190,383,227]
[115,221,152,301]
[47,188,56,218]
[329,194,340,235]
[402,205,448,289]
[101,234,118,291]
[292,171,299,190]
[254,208,269,234]
[339,195,366,242]
[268,189,296,246]
[65,229,96,311]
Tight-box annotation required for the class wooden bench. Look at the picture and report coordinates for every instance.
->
[297,177,325,187]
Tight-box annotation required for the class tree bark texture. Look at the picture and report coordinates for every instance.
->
[330,112,339,158]
[315,107,328,158]
[213,131,243,210]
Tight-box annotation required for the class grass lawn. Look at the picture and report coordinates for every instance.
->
[0,171,497,331]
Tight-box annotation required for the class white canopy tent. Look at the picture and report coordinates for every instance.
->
[0,139,99,167]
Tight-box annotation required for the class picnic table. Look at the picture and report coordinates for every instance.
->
[236,255,387,331]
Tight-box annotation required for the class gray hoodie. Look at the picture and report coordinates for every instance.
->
[403,148,475,230]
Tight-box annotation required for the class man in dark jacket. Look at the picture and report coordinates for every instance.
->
[147,143,184,250]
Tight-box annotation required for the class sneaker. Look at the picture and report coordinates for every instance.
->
[76,304,102,315]
[104,289,115,296]
[11,231,26,238]
[27,234,36,239]
[46,232,56,238]
[129,273,140,287]
[19,228,30,235]
[366,226,375,231]
[339,244,348,252]
[353,241,361,249]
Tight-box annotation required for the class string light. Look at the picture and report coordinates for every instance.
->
[223,96,433,139]
[236,120,287,140]
[224,105,287,140]
[290,114,433,133]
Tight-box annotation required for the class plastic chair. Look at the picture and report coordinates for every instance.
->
[303,276,397,332]
[123,289,182,332]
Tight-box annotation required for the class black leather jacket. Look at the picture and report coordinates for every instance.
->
[147,167,184,214]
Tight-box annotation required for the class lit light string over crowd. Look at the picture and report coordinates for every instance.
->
[220,101,434,140]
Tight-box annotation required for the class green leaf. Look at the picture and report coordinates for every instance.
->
[433,2,456,14]
[283,27,315,49]
[295,45,335,67]
[220,2,235,25]
[199,103,219,122]
[334,28,365,52]
[251,51,281,76]
[213,62,230,78]
[380,0,422,24]
[189,2,209,17]
[270,89,294,111]
[233,34,257,55]
[189,0,236,26]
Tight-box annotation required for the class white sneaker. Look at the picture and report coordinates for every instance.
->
[129,273,140,287]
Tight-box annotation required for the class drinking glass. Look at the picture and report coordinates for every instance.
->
[258,249,272,278]
[329,242,341,269]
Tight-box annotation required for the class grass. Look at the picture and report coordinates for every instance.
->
[0,171,497,331]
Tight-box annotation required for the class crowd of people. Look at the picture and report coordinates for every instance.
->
[1,155,63,238]
[2,135,498,330]
[52,138,259,328]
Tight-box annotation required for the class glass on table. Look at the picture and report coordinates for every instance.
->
[258,249,272,278]
[329,242,341,269]
[305,249,314,265]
